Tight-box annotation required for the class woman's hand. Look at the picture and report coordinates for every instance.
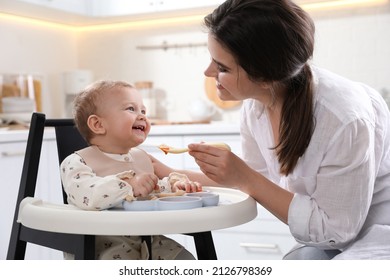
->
[188,143,251,187]
[126,173,159,197]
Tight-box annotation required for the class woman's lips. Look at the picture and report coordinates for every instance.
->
[216,82,224,90]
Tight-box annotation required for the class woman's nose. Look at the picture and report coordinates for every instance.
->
[204,62,217,77]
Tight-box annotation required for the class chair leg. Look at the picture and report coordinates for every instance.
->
[7,224,27,260]
[192,231,217,260]
[74,236,95,260]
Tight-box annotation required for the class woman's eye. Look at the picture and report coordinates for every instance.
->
[217,64,227,72]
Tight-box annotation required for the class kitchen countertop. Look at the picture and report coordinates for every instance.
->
[0,122,240,143]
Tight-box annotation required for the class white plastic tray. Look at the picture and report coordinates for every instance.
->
[17,187,257,235]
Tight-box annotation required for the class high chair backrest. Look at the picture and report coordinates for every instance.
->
[7,112,95,259]
[47,117,88,204]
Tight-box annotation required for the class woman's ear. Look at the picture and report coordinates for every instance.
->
[258,81,273,90]
[87,115,106,135]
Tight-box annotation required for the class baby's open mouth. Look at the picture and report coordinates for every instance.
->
[133,125,145,131]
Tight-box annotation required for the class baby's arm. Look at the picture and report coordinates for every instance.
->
[61,153,136,210]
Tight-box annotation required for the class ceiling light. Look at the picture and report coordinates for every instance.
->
[301,0,388,10]
[0,0,388,31]
[0,12,75,31]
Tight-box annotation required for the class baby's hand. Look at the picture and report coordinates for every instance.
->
[127,173,159,197]
[167,172,202,193]
[172,180,202,193]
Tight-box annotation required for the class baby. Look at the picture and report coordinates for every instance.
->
[60,80,201,260]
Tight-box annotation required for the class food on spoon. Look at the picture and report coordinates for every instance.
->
[158,144,177,155]
[158,142,231,154]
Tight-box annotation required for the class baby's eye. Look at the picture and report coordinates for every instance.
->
[141,109,146,115]
[126,106,135,112]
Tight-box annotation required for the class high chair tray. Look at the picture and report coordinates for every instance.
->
[17,187,257,236]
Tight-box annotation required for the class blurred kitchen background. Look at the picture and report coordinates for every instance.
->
[0,0,390,124]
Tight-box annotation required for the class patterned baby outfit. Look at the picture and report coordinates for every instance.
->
[60,145,190,260]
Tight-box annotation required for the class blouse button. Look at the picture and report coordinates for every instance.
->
[329,240,335,245]
[124,156,130,162]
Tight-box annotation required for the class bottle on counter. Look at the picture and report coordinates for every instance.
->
[135,81,157,119]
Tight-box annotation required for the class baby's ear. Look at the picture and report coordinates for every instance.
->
[87,115,106,135]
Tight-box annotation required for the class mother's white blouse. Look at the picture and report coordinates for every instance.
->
[240,66,390,254]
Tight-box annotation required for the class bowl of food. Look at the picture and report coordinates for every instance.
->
[157,196,202,211]
[186,192,219,207]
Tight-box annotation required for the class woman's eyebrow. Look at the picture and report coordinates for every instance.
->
[212,58,231,71]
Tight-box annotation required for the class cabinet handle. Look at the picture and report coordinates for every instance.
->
[1,151,25,157]
[240,242,280,252]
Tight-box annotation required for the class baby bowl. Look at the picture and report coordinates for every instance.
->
[157,196,202,211]
[122,199,157,211]
[186,192,219,207]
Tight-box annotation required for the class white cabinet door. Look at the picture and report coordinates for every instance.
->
[0,141,26,260]
[212,205,297,260]
[0,139,63,260]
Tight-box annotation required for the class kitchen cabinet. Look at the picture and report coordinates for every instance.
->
[0,130,63,260]
[212,205,296,259]
[0,123,297,260]
[0,141,25,260]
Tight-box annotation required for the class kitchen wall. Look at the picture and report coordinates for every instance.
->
[0,16,79,117]
[1,4,390,121]
[78,22,218,122]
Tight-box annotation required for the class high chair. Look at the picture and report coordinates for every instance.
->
[7,112,217,260]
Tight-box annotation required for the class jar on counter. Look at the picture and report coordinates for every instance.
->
[0,74,42,122]
[134,81,157,118]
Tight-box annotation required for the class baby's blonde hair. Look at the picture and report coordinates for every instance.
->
[73,80,134,143]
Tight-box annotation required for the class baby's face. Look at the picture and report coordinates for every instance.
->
[98,86,151,150]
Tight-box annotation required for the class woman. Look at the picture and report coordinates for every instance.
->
[152,0,390,259]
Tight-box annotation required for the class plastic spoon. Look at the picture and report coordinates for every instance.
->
[158,144,189,154]
[158,142,231,155]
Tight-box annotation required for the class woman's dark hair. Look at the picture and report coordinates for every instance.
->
[205,0,316,175]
